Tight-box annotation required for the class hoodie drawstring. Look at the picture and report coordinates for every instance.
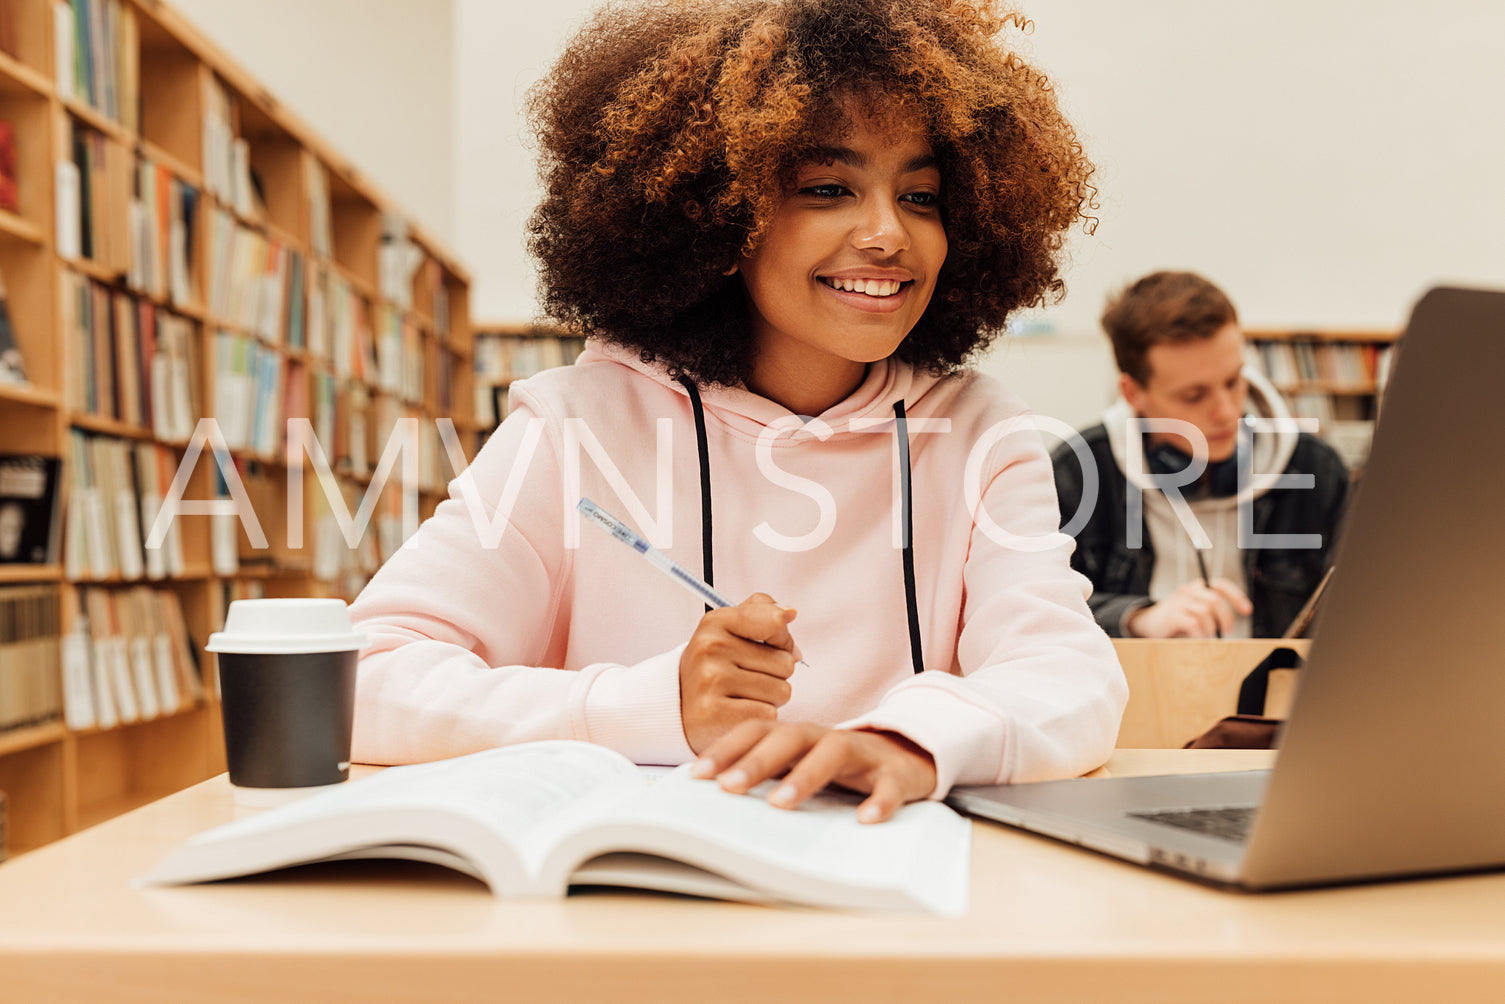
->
[894,400,925,675]
[677,376,715,611]
[678,377,924,674]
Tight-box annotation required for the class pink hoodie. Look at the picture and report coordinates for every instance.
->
[349,344,1126,796]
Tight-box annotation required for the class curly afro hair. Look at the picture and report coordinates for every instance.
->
[526,0,1096,388]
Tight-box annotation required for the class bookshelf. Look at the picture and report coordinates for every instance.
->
[472,322,585,452]
[1243,328,1400,470]
[0,0,472,860]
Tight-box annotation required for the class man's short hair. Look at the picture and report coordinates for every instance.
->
[1101,271,1239,384]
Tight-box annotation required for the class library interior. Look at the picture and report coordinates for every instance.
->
[0,1,1502,1001]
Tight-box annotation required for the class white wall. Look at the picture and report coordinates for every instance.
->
[172,0,1505,428]
[453,0,599,321]
[977,0,1505,425]
[1008,0,1505,332]
[170,0,456,247]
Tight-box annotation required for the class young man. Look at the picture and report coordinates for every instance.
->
[1052,271,1349,638]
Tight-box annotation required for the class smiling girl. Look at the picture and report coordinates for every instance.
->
[348,0,1126,822]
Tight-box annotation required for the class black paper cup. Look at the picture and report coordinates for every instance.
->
[206,599,367,806]
[216,649,359,789]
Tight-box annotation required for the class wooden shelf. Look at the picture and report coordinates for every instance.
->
[0,382,60,409]
[0,564,62,584]
[471,324,587,446]
[0,49,52,97]
[1245,328,1400,344]
[136,136,203,189]
[1245,328,1400,470]
[0,721,66,758]
[68,412,155,439]
[0,0,471,859]
[0,208,46,246]
[60,254,125,284]
[61,95,132,142]
[1273,381,1382,397]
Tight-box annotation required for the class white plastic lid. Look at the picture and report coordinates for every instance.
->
[206,598,368,655]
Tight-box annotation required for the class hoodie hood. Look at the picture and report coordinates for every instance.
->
[578,341,946,441]
[1100,364,1298,509]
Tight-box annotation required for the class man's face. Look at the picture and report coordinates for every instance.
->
[1121,322,1248,463]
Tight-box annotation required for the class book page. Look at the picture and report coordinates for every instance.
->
[540,766,971,915]
[140,742,646,895]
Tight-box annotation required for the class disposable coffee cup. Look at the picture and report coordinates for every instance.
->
[206,598,368,807]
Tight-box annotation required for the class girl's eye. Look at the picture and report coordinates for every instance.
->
[902,191,942,209]
[800,183,849,199]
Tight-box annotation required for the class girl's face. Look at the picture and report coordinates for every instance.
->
[738,104,947,413]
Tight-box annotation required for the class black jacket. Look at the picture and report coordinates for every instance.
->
[1051,424,1350,637]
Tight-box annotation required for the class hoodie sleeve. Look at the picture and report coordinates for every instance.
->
[346,400,695,767]
[839,415,1128,796]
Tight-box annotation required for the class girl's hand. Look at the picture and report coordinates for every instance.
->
[679,594,801,754]
[689,721,938,823]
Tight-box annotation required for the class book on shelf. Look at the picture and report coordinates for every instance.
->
[96,433,143,580]
[63,433,161,581]
[378,212,424,309]
[0,119,17,213]
[0,271,26,386]
[63,585,202,732]
[374,305,424,403]
[54,158,82,259]
[201,74,259,217]
[151,311,198,443]
[66,120,132,272]
[55,0,138,127]
[328,272,376,383]
[128,157,200,308]
[64,272,170,430]
[0,455,63,565]
[64,430,106,580]
[135,441,183,580]
[0,584,62,734]
[305,157,332,259]
[85,586,135,724]
[209,447,241,577]
[138,740,970,915]
[285,249,307,350]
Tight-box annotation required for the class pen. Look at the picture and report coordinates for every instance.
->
[577,497,809,668]
[577,497,734,609]
[1194,549,1223,639]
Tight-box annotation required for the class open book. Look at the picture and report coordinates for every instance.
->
[140,740,970,916]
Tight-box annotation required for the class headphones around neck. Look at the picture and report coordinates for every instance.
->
[1144,437,1243,498]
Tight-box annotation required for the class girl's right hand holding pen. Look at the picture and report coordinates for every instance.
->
[679,593,801,754]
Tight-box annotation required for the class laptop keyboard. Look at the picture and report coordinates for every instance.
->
[1128,805,1257,843]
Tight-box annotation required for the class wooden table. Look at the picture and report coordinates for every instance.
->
[1,749,1503,1003]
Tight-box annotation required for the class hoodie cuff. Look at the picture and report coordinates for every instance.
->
[1094,595,1151,638]
[580,645,696,766]
[838,680,1009,799]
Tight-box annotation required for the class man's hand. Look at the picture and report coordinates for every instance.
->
[679,593,801,753]
[690,721,937,823]
[1126,577,1253,638]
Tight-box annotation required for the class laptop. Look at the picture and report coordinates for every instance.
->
[947,286,1505,890]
